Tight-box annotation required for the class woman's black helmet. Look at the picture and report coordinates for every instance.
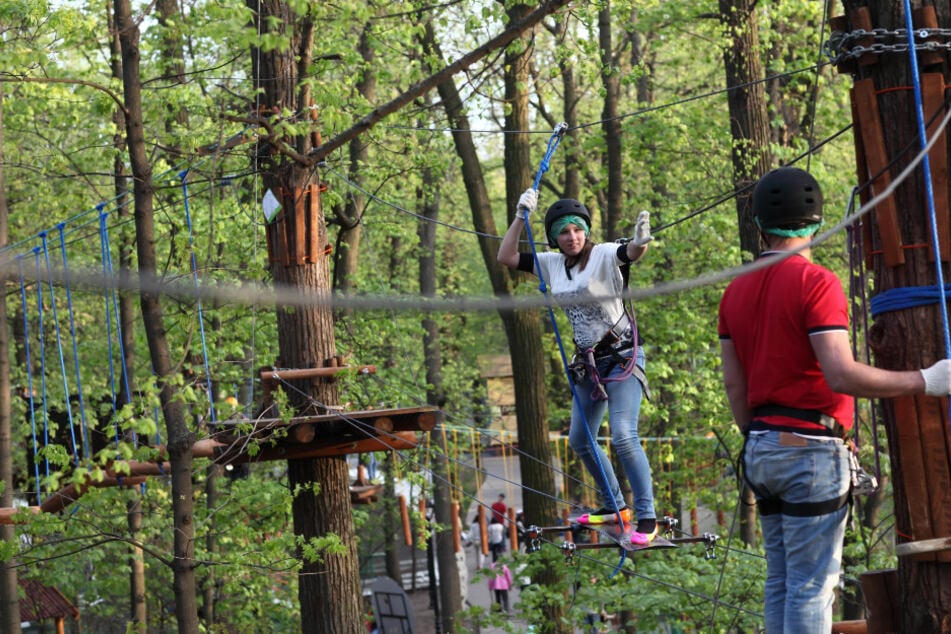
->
[543,199,592,248]
[752,167,823,230]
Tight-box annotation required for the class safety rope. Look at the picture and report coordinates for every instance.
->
[180,169,217,425]
[37,237,82,468]
[55,225,93,461]
[522,123,628,576]
[846,191,883,484]
[98,207,138,449]
[17,256,42,505]
[902,1,951,370]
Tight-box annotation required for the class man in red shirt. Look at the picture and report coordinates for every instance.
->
[718,166,951,633]
[490,493,507,525]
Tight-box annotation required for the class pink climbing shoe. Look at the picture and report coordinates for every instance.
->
[576,506,631,525]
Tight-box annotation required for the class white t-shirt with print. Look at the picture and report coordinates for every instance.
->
[534,243,629,349]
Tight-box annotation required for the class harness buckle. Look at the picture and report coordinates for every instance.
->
[849,450,879,496]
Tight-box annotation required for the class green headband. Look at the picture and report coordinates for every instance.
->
[549,215,590,244]
[755,217,823,238]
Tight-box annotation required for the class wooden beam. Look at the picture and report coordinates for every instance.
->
[0,506,40,525]
[852,78,904,266]
[259,365,377,382]
[922,72,950,262]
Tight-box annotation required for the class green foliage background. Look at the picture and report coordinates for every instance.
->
[0,0,898,631]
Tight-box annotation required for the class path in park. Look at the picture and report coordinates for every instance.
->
[409,452,529,634]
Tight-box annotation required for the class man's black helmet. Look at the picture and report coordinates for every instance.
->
[753,167,823,230]
[543,199,592,248]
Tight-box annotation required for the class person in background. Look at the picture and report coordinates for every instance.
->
[488,561,513,613]
[718,166,951,633]
[490,493,507,524]
[498,188,658,545]
[468,515,486,569]
[514,509,526,551]
[487,519,505,562]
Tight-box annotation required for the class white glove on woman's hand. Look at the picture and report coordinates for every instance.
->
[516,188,538,219]
[631,210,652,246]
[921,359,951,396]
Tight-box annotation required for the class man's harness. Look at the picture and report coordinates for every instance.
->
[742,405,851,518]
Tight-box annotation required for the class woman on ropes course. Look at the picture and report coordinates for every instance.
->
[718,166,951,633]
[497,188,658,546]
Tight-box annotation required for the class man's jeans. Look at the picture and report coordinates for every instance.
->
[568,347,655,521]
[744,430,850,633]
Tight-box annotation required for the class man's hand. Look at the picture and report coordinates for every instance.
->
[632,210,652,246]
[921,359,951,396]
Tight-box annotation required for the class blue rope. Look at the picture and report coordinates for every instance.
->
[522,123,628,576]
[56,224,93,461]
[99,209,136,450]
[33,248,53,495]
[17,257,42,506]
[869,285,951,317]
[902,3,951,359]
[179,169,217,424]
[38,238,82,469]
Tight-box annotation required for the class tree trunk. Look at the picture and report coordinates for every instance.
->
[599,2,624,239]
[421,16,565,632]
[837,1,951,629]
[719,0,772,261]
[501,6,566,631]
[0,80,21,634]
[384,453,403,583]
[106,8,147,628]
[332,19,374,299]
[246,2,362,626]
[719,0,772,548]
[115,2,200,631]
[417,147,462,631]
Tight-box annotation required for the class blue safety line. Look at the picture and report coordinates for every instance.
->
[522,123,628,576]
[37,239,84,471]
[179,170,217,424]
[902,4,951,366]
[17,257,42,506]
[33,249,53,497]
[56,224,93,461]
[98,208,136,450]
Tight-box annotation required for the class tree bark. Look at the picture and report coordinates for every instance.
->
[719,0,772,548]
[249,4,361,630]
[599,2,624,240]
[107,7,147,628]
[719,0,772,261]
[332,18,375,300]
[421,15,566,632]
[837,1,951,629]
[115,1,200,631]
[416,145,463,631]
[0,79,21,634]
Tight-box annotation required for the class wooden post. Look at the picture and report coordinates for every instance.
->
[478,506,488,557]
[835,2,951,627]
[399,495,412,546]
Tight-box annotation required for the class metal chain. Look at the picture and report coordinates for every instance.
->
[825,27,951,63]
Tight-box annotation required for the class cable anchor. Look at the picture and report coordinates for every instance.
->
[561,540,577,565]
[526,525,543,554]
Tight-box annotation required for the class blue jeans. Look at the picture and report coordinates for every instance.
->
[568,347,655,521]
[744,431,850,634]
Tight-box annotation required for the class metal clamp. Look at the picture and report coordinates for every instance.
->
[661,515,679,538]
[561,541,577,565]
[526,525,542,554]
[703,533,719,560]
